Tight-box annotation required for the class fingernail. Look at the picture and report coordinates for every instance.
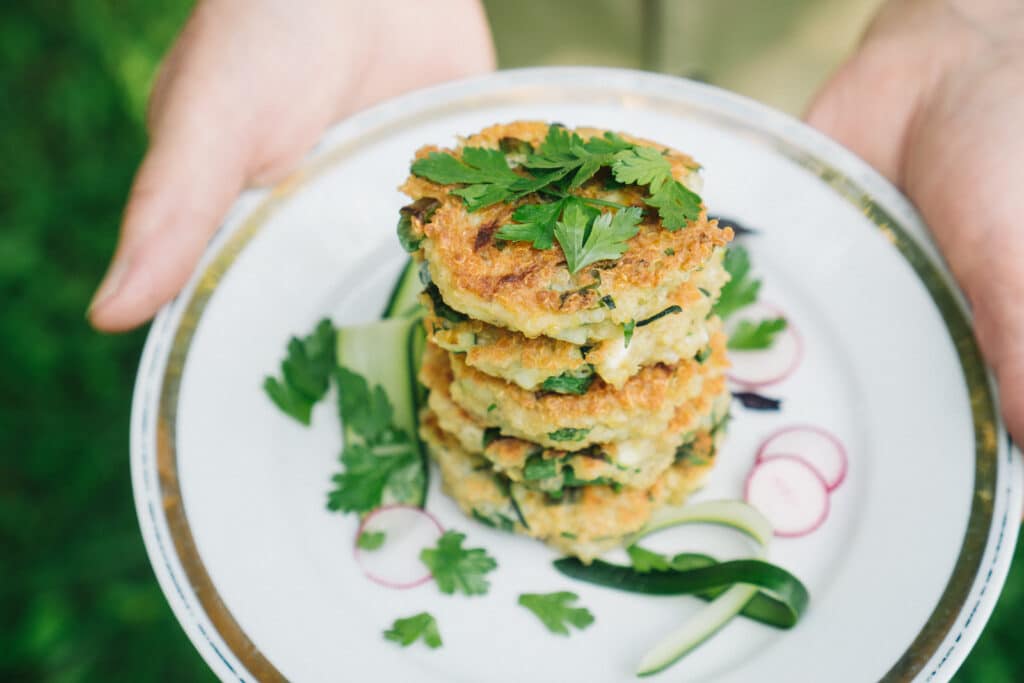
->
[88,257,129,316]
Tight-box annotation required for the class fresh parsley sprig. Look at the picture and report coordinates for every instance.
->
[518,592,595,635]
[727,317,787,350]
[714,246,760,319]
[383,612,442,649]
[327,367,419,514]
[420,530,498,596]
[262,319,336,425]
[715,245,789,350]
[410,147,553,212]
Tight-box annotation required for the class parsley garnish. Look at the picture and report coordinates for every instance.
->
[495,199,564,249]
[383,612,442,649]
[548,427,591,442]
[554,201,643,274]
[357,530,386,550]
[714,246,760,319]
[628,546,718,573]
[727,317,787,350]
[627,545,672,573]
[410,147,550,212]
[327,367,418,514]
[263,319,336,425]
[518,592,595,635]
[420,531,498,596]
[411,124,705,270]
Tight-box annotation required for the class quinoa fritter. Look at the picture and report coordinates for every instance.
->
[420,343,731,491]
[424,320,729,451]
[402,121,733,344]
[420,410,719,562]
[424,247,729,390]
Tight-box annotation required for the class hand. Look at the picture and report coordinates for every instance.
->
[88,0,494,332]
[807,0,1024,440]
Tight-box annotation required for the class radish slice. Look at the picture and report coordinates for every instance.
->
[726,302,802,388]
[354,505,443,589]
[744,455,830,538]
[757,425,848,491]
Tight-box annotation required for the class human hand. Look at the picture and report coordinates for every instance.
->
[807,0,1024,440]
[88,0,494,332]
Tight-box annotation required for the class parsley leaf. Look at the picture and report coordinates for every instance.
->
[420,531,498,596]
[357,530,386,550]
[328,442,416,513]
[645,179,702,230]
[518,592,595,635]
[263,319,336,425]
[496,199,564,249]
[727,317,788,350]
[714,246,760,319]
[627,545,672,573]
[611,145,701,229]
[327,366,418,514]
[628,546,719,573]
[612,145,673,189]
[383,612,442,649]
[411,147,547,211]
[524,126,632,188]
[336,366,393,442]
[554,201,642,274]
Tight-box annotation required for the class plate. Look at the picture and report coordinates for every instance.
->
[131,67,1022,683]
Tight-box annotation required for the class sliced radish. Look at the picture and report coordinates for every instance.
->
[726,302,802,388]
[354,505,443,589]
[757,425,848,491]
[744,455,830,538]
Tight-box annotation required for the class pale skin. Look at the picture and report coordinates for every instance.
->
[89,0,1024,440]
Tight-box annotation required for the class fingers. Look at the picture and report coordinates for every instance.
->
[87,113,246,332]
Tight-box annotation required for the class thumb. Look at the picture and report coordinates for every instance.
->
[87,108,246,332]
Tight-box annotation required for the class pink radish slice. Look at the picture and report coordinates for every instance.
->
[726,302,802,388]
[354,505,443,589]
[757,425,848,491]
[744,455,830,538]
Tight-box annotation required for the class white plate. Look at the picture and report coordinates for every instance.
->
[131,67,1022,683]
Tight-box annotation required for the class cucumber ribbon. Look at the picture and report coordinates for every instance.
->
[552,500,809,676]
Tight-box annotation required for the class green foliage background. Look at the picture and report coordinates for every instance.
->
[1,2,1019,681]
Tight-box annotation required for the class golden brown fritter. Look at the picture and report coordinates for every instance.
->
[402,121,733,343]
[423,321,729,450]
[423,247,729,389]
[420,410,720,563]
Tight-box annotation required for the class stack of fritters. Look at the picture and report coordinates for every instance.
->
[402,122,733,562]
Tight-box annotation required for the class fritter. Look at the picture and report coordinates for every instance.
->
[401,121,733,344]
[424,247,728,390]
[426,320,729,451]
[420,410,720,563]
[420,344,731,491]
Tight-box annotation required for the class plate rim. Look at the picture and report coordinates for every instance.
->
[130,65,1023,683]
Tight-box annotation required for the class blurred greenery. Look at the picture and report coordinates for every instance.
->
[1,2,1020,681]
